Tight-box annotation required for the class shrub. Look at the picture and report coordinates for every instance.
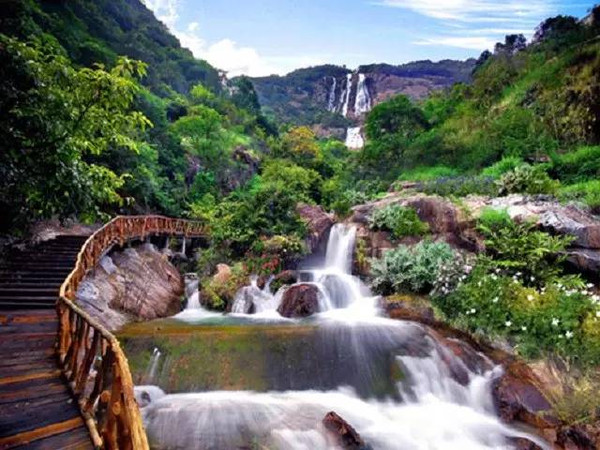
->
[559,180,600,214]
[497,164,560,196]
[368,205,429,239]
[477,207,513,232]
[397,166,460,182]
[477,215,574,285]
[481,156,524,178]
[418,176,498,197]
[200,263,249,311]
[370,241,456,295]
[432,269,600,365]
[550,146,600,184]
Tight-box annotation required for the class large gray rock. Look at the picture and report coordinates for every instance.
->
[76,244,183,331]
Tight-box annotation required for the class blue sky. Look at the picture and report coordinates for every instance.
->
[143,0,592,76]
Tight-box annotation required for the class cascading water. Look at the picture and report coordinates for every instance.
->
[327,76,337,112]
[341,73,352,118]
[354,73,372,115]
[134,224,548,450]
[345,126,364,149]
[144,347,161,384]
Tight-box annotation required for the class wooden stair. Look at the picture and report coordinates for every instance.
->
[0,236,93,449]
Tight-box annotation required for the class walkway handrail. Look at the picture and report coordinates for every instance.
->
[57,215,207,449]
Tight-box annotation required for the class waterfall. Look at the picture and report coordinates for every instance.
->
[345,126,364,149]
[341,73,352,117]
[326,76,337,112]
[180,237,186,256]
[354,73,371,115]
[138,224,548,449]
[144,347,161,383]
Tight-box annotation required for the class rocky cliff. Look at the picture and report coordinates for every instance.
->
[249,59,476,146]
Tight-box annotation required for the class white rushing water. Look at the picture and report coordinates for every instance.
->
[327,76,337,112]
[144,348,161,384]
[341,73,352,117]
[138,224,548,449]
[354,73,372,115]
[345,126,365,149]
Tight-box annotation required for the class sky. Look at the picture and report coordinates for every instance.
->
[143,0,593,77]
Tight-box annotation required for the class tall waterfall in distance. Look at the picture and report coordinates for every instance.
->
[327,76,337,112]
[341,73,352,117]
[354,73,371,115]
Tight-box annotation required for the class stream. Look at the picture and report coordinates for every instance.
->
[121,225,547,449]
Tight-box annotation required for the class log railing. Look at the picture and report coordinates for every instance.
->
[57,216,207,449]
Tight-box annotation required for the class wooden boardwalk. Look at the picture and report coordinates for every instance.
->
[0,236,93,449]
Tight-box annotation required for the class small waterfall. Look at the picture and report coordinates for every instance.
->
[144,347,161,383]
[180,237,186,256]
[341,73,352,117]
[354,73,371,115]
[326,76,337,112]
[345,126,364,149]
[324,224,355,273]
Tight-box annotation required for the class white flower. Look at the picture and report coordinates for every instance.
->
[521,326,527,331]
[527,295,534,302]
[551,318,560,327]
[565,331,573,339]
[492,297,499,304]
[587,283,594,289]
[505,321,512,327]
[515,272,522,277]
[596,311,600,318]
[470,308,476,314]
[530,276,535,282]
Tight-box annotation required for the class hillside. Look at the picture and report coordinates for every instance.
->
[1,0,222,95]
[249,59,476,142]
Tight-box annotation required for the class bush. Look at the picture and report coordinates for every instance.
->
[418,176,498,197]
[370,241,456,295]
[477,214,574,285]
[481,156,524,178]
[497,164,559,196]
[368,205,429,239]
[397,166,460,182]
[200,263,249,311]
[559,180,600,214]
[550,146,600,184]
[432,268,600,365]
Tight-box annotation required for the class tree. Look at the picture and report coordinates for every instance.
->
[494,34,527,54]
[0,35,151,230]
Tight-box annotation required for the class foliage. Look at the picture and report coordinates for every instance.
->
[559,180,600,214]
[432,267,600,364]
[0,35,150,229]
[550,146,600,185]
[497,164,560,196]
[368,205,429,239]
[200,263,249,311]
[418,176,498,197]
[370,241,456,295]
[397,166,460,182]
[477,213,574,284]
[481,157,525,178]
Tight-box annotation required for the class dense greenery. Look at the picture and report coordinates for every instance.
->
[368,205,429,239]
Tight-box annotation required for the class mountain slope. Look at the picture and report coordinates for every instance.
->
[2,0,222,95]
[249,59,476,139]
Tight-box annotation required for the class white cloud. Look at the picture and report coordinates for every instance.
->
[143,0,319,77]
[414,36,498,50]
[376,0,556,22]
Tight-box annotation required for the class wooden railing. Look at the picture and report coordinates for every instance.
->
[57,216,207,449]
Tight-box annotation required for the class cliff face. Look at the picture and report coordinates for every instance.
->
[249,59,475,147]
[250,60,474,134]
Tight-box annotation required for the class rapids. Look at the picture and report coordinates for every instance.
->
[130,224,548,450]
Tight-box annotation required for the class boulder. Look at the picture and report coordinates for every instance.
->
[509,438,544,450]
[383,295,435,325]
[322,411,368,450]
[492,360,560,430]
[557,425,599,450]
[76,244,184,331]
[296,203,334,253]
[277,283,319,318]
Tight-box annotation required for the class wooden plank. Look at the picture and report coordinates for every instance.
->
[0,417,84,448]
[12,425,93,449]
[0,370,61,386]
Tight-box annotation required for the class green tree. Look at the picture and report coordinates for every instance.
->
[0,35,151,230]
